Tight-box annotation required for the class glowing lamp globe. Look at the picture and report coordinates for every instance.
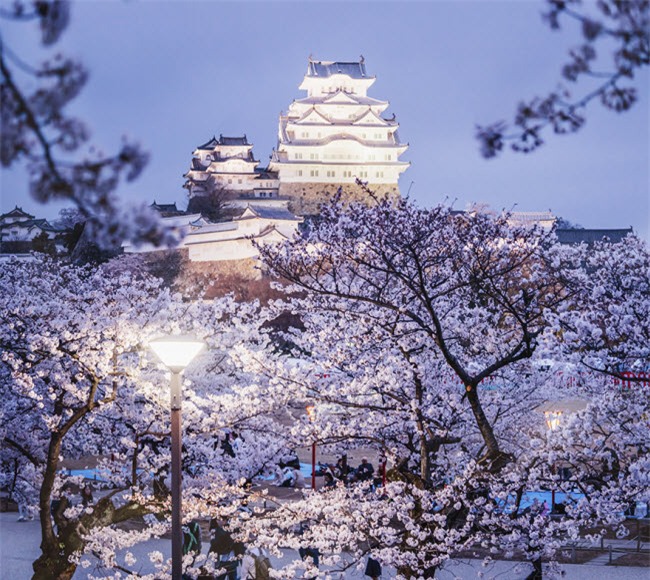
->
[149,335,205,372]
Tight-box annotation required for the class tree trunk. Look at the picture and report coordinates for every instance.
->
[524,557,543,579]
[33,551,77,580]
[465,385,502,468]
[32,519,84,580]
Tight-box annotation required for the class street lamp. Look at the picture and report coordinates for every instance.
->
[306,405,316,490]
[544,410,563,432]
[149,335,205,580]
[544,410,562,512]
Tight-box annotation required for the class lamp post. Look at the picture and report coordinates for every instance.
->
[544,410,562,513]
[306,405,316,490]
[149,335,205,580]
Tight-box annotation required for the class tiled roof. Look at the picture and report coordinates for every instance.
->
[197,135,251,149]
[556,228,633,244]
[0,206,35,220]
[150,202,179,212]
[0,218,62,232]
[254,169,279,179]
[218,134,249,146]
[242,206,300,221]
[307,59,368,79]
[197,136,219,150]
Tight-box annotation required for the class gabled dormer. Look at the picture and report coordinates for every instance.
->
[323,91,362,105]
[353,109,391,126]
[295,107,332,125]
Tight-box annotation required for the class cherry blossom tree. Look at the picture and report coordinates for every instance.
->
[0,1,176,250]
[548,234,650,380]
[0,256,296,579]
[251,198,650,578]
[477,0,649,157]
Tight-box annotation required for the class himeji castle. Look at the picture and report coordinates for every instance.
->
[183,57,410,216]
[183,135,279,200]
[269,56,410,214]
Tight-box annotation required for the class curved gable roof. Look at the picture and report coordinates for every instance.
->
[307,60,370,79]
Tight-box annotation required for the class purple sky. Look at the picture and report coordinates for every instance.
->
[2,1,648,239]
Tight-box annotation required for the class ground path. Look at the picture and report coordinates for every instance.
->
[1,512,648,579]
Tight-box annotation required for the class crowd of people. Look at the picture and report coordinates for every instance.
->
[270,454,386,491]
[317,454,386,491]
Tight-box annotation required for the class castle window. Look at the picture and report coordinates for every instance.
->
[376,171,384,178]
[238,179,242,184]
[228,179,232,184]
[385,154,392,161]
[297,170,303,176]
[310,153,318,160]
[310,170,319,177]
[326,170,335,177]
[295,152,303,160]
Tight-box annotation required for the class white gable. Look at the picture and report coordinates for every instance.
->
[323,91,361,105]
[353,109,388,126]
[296,108,332,125]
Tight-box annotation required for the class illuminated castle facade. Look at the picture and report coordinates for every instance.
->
[184,57,409,215]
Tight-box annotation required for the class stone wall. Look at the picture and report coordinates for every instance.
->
[279,182,401,215]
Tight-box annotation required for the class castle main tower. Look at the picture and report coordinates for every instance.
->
[269,57,409,214]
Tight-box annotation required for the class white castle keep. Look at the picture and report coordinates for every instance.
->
[184,57,410,216]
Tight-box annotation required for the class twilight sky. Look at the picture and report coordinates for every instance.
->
[2,0,648,239]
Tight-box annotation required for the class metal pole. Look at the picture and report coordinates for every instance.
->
[170,372,183,580]
[311,441,316,490]
[551,463,556,513]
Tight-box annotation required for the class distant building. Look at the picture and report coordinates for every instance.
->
[149,201,186,217]
[269,57,409,214]
[183,134,280,200]
[184,205,302,262]
[0,206,67,255]
[125,204,302,263]
[507,211,556,230]
[555,228,633,245]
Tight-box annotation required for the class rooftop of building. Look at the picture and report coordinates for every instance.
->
[0,206,35,220]
[237,205,301,222]
[150,201,187,217]
[197,134,251,150]
[306,58,371,79]
[556,228,633,245]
